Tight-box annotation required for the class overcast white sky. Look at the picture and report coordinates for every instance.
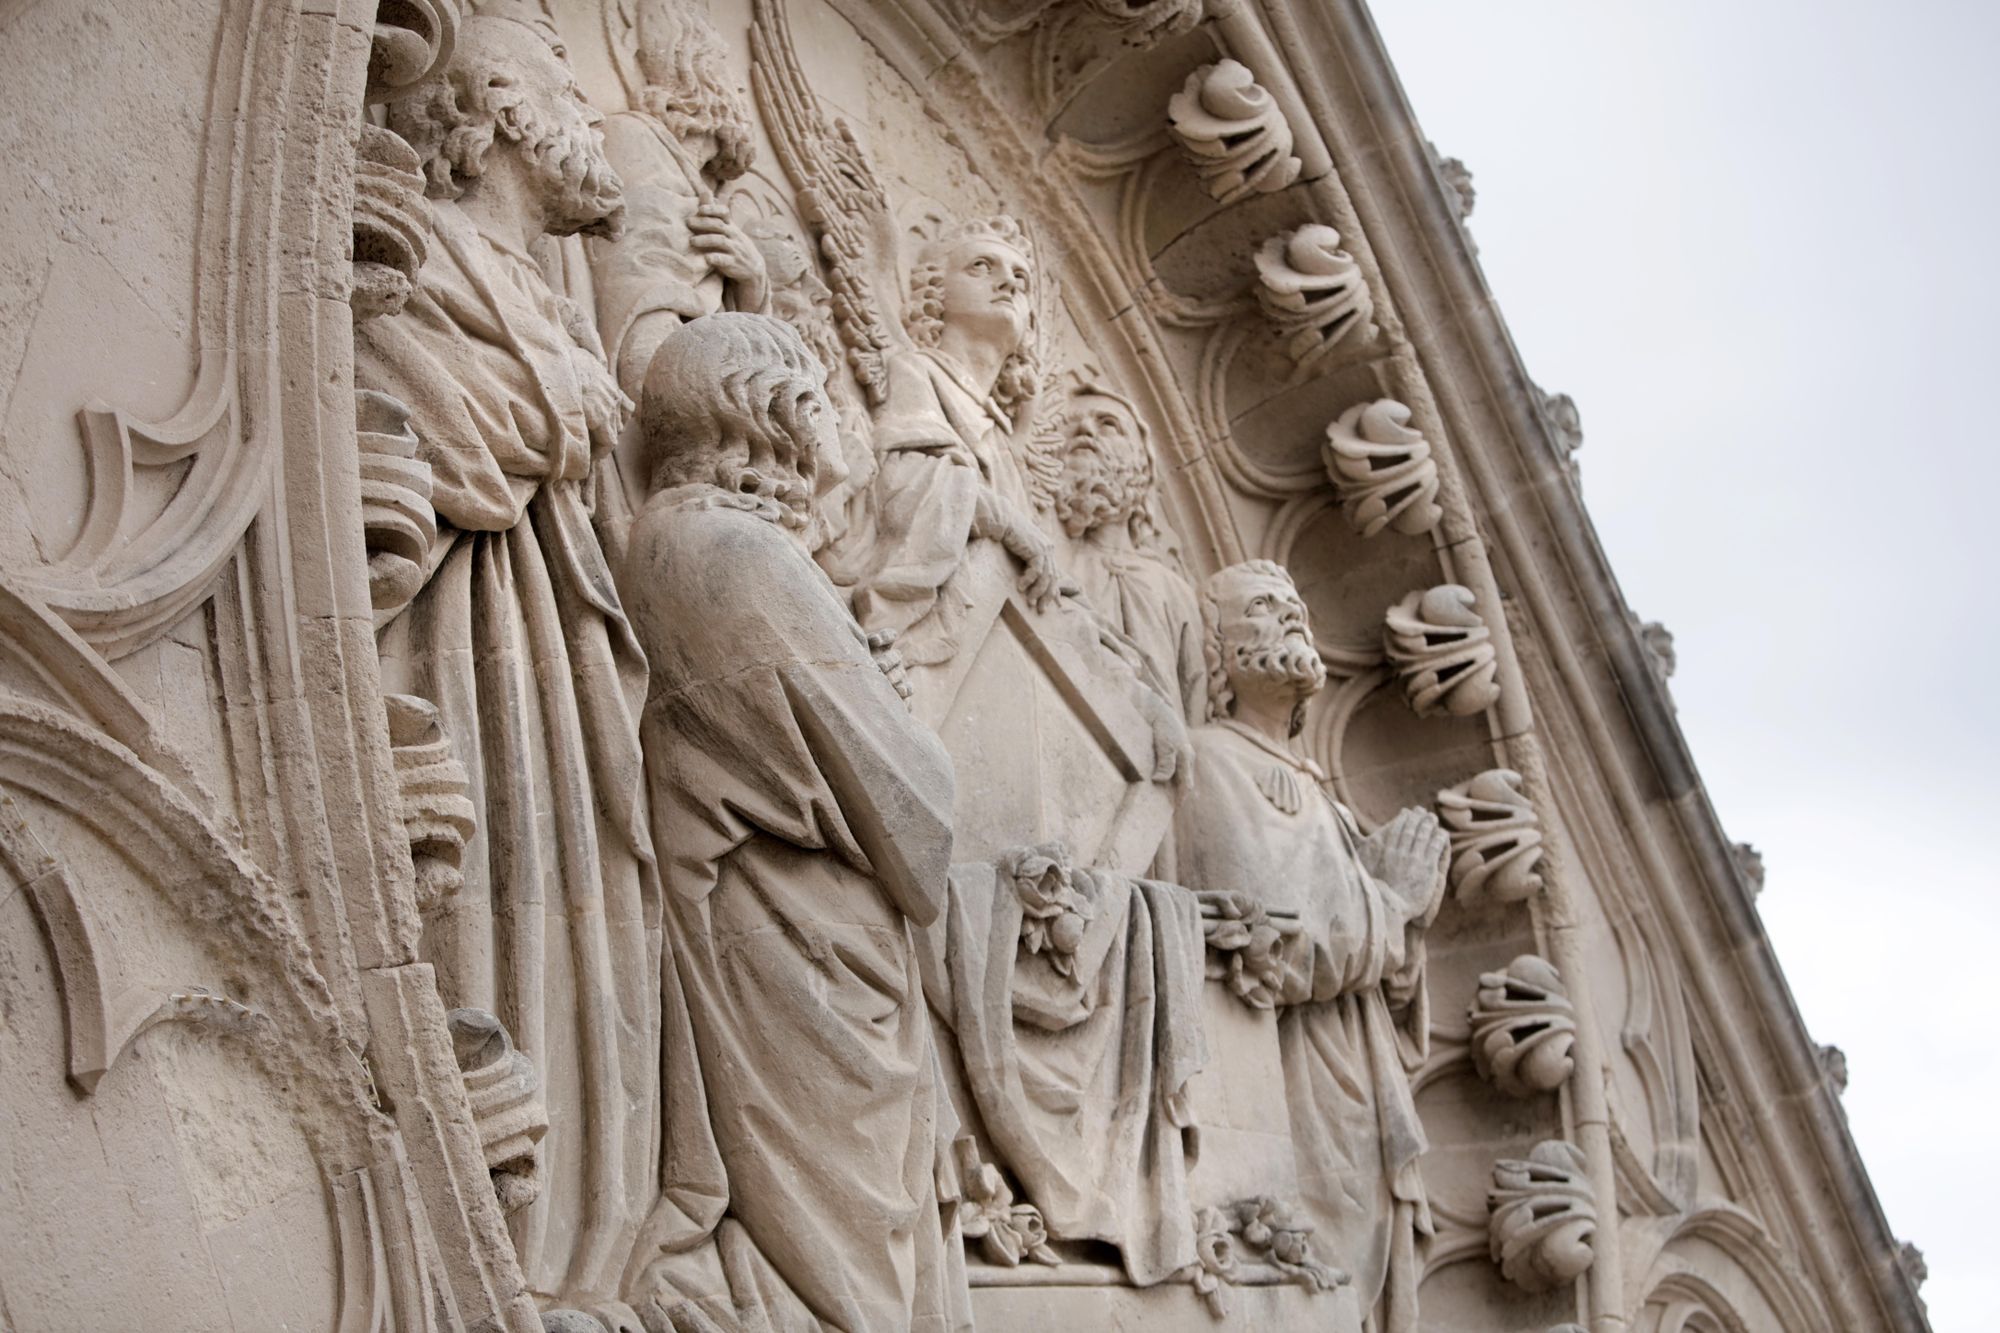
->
[1368,3,1998,1328]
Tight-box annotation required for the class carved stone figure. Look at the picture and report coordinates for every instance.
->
[353,8,658,1314]
[1383,584,1503,717]
[753,0,1062,670]
[1170,559,1449,1332]
[1322,399,1443,539]
[849,214,1064,664]
[591,0,769,401]
[1468,955,1577,1099]
[621,313,958,1331]
[1488,1140,1597,1293]
[1036,381,1207,720]
[1167,60,1302,205]
[1435,767,1545,906]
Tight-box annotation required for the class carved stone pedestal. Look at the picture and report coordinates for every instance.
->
[970,1274,1362,1332]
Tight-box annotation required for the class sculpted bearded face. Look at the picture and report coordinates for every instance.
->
[1053,392,1153,539]
[499,22,626,237]
[1208,562,1327,727]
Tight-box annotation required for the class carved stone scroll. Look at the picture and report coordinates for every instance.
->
[1167,61,1303,205]
[1383,584,1503,717]
[1469,955,1577,1098]
[1436,767,1545,906]
[356,392,436,616]
[1322,399,1443,538]
[383,693,475,914]
[448,1008,548,1216]
[1489,1140,1598,1293]
[1255,224,1375,370]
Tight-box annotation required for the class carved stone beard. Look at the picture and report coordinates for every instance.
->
[520,103,624,237]
[1054,446,1149,539]
[1230,630,1327,701]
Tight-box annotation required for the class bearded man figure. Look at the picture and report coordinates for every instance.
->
[623,313,961,1333]
[355,7,671,1319]
[1044,382,1206,723]
[1168,561,1450,1333]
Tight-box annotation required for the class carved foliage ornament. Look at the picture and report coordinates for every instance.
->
[1436,767,1545,906]
[1167,60,1303,206]
[1383,584,1503,717]
[1469,955,1577,1098]
[1322,398,1443,538]
[1255,224,1375,370]
[1489,1140,1598,1293]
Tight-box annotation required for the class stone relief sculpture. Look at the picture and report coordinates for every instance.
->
[353,7,662,1314]
[1166,60,1303,206]
[1170,560,1450,1332]
[620,313,959,1331]
[752,0,1063,670]
[1255,224,1376,371]
[1488,1141,1598,1294]
[1383,583,1504,717]
[1321,399,1444,539]
[1468,955,1578,1099]
[1436,767,1546,906]
[1031,379,1208,721]
[450,1006,552,1216]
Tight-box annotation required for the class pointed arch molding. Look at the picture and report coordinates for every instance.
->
[12,0,307,659]
[0,693,385,1167]
[1630,1204,1834,1332]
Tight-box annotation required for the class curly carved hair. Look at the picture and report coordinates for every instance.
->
[634,0,755,184]
[1201,559,1312,734]
[640,314,833,530]
[904,215,1041,425]
[387,12,560,201]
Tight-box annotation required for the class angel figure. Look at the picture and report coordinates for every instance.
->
[752,0,1065,669]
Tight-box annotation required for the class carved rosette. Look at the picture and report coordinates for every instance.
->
[1177,1196,1345,1317]
[1383,584,1503,717]
[1254,224,1375,370]
[1469,955,1577,1098]
[448,1009,548,1216]
[384,693,476,913]
[1488,1141,1597,1293]
[1322,399,1443,538]
[1436,768,1545,906]
[1167,60,1303,205]
[954,1138,1058,1268]
[352,124,433,323]
[1000,843,1095,978]
[357,390,438,616]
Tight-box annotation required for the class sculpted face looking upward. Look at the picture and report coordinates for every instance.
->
[937,236,1033,355]
[503,24,626,237]
[1205,561,1327,737]
[1054,391,1154,540]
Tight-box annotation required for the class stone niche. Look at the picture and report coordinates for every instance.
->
[0,0,1925,1331]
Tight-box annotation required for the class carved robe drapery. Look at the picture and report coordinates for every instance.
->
[626,486,960,1332]
[1171,721,1437,1333]
[357,200,666,1313]
[919,860,1206,1286]
[849,350,1029,665]
[1068,545,1207,724]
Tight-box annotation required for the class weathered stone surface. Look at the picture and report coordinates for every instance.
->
[0,0,1927,1330]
